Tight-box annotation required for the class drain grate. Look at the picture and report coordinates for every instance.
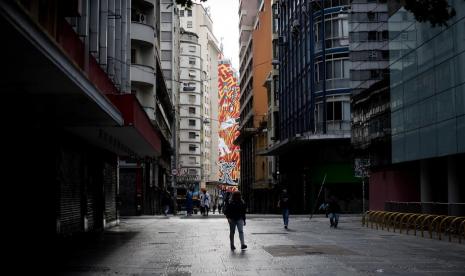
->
[264,245,356,257]
[158,231,176,234]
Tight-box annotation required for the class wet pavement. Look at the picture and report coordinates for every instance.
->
[58,214,465,275]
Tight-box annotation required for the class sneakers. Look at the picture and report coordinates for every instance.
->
[241,244,247,250]
[231,245,236,251]
[284,225,288,229]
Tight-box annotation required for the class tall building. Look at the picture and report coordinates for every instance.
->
[350,0,390,212]
[368,0,465,215]
[176,30,203,195]
[262,0,281,202]
[236,0,273,213]
[119,0,175,216]
[263,0,361,213]
[178,3,221,192]
[0,0,169,239]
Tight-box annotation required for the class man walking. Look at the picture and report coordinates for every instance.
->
[328,196,341,228]
[224,191,247,250]
[278,189,290,229]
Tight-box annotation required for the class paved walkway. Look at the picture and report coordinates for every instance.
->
[58,215,465,275]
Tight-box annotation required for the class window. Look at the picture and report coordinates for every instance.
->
[189,45,196,52]
[189,119,196,126]
[189,144,197,152]
[189,95,196,103]
[180,10,184,17]
[187,21,193,28]
[161,32,172,40]
[189,57,196,65]
[187,10,192,16]
[131,49,136,64]
[189,107,196,114]
[161,12,172,22]
[189,132,196,139]
[189,157,196,164]
[161,50,172,60]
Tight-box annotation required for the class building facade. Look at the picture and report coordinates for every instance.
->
[176,30,203,196]
[262,0,362,214]
[178,3,221,193]
[349,0,390,212]
[236,0,274,213]
[0,0,169,241]
[370,0,465,215]
[120,0,175,216]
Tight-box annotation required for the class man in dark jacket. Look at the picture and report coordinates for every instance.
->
[278,189,290,229]
[224,191,247,250]
[328,197,341,228]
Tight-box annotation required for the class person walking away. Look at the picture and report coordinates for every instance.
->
[162,191,171,216]
[202,189,211,216]
[199,189,205,215]
[212,195,218,214]
[218,194,224,214]
[278,189,290,229]
[328,197,341,228]
[224,191,247,250]
[186,188,193,216]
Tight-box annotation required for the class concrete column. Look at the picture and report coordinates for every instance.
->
[421,160,433,202]
[421,160,433,213]
[448,156,463,215]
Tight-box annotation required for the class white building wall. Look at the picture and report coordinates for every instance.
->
[179,3,221,186]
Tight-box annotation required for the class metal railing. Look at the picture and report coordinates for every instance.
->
[362,211,465,243]
[385,201,465,216]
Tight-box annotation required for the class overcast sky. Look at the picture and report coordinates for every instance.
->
[201,0,240,71]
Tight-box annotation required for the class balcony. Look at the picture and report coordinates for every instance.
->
[130,64,155,87]
[316,120,351,137]
[131,22,155,46]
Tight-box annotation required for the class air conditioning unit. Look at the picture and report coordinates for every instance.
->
[188,72,196,77]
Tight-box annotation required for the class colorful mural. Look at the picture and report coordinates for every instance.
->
[218,60,240,185]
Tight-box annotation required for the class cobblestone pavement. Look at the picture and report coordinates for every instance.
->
[58,215,465,276]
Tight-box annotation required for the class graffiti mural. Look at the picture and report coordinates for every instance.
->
[218,59,240,186]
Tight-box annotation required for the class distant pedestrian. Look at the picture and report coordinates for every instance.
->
[199,189,205,215]
[328,197,341,228]
[212,195,218,214]
[186,188,193,216]
[278,189,290,229]
[201,189,211,216]
[162,191,171,216]
[218,194,224,214]
[224,191,247,250]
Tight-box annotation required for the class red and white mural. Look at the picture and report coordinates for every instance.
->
[218,60,240,186]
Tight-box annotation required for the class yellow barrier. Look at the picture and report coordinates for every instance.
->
[459,219,465,243]
[363,211,464,244]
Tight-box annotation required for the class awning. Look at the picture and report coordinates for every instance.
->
[69,94,163,158]
[258,133,351,156]
[0,3,162,158]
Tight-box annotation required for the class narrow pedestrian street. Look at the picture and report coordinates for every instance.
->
[58,215,465,275]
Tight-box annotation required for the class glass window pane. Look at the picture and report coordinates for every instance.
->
[334,60,342,79]
[327,102,334,120]
[334,101,342,120]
